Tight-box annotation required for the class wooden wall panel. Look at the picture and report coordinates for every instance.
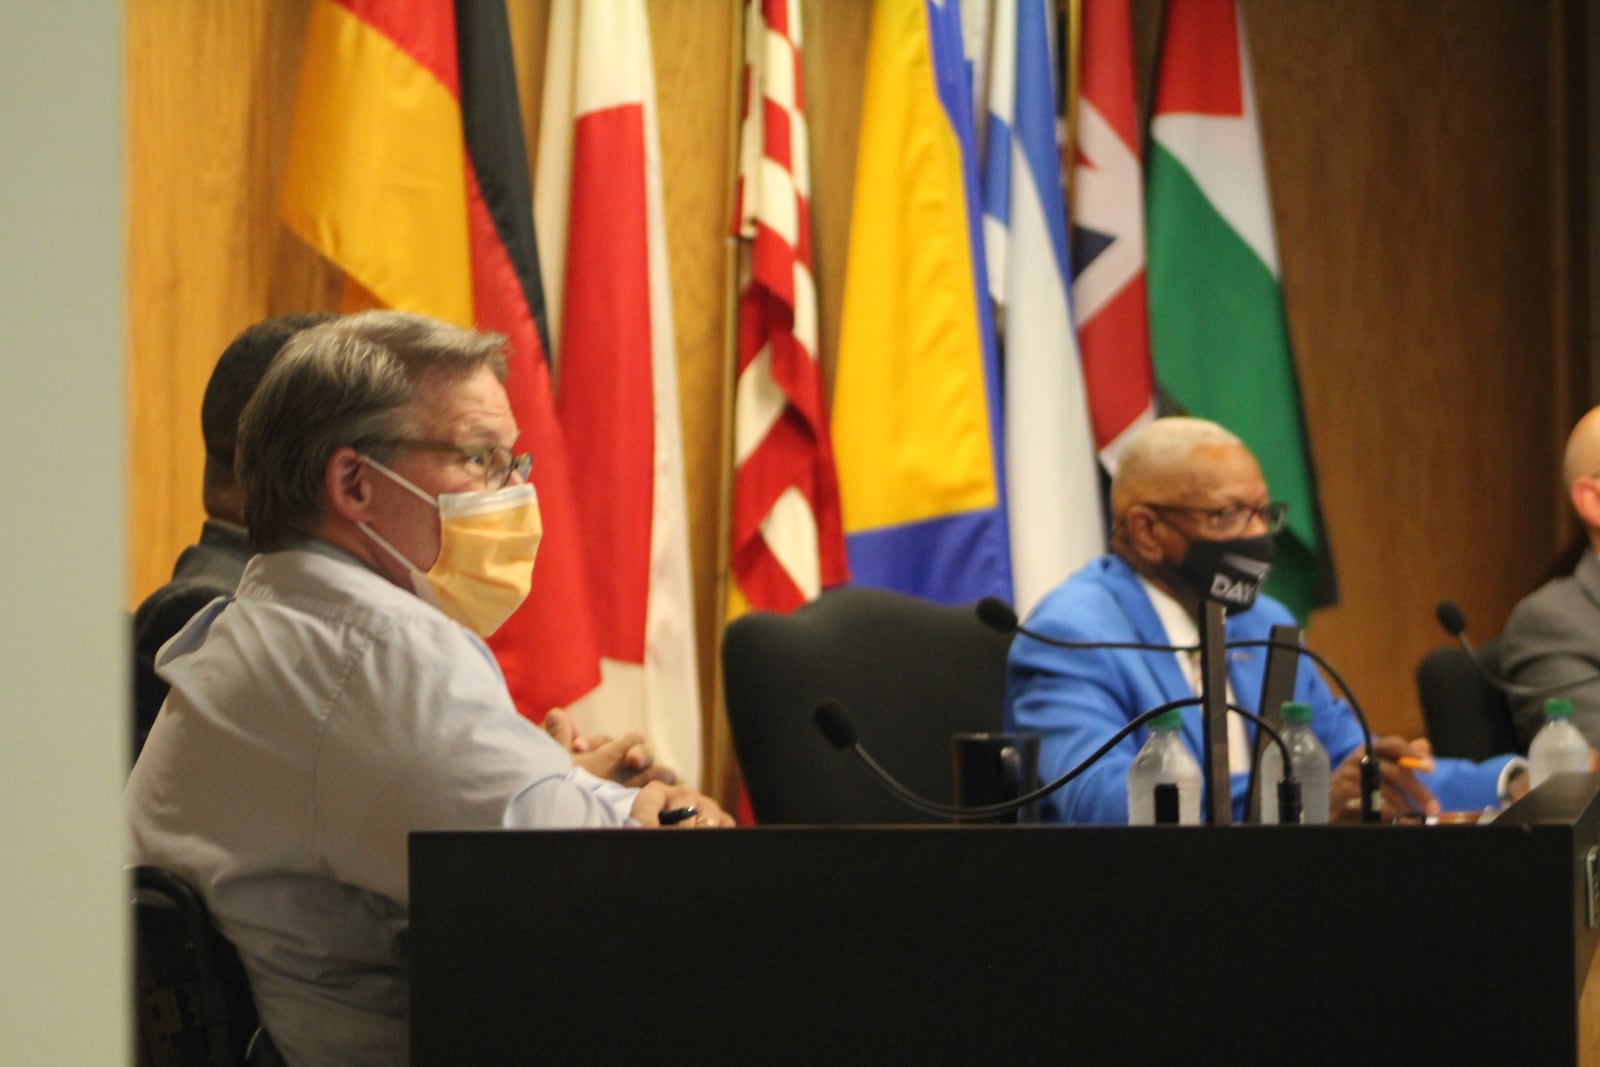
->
[1247,0,1584,735]
[127,1,274,600]
[127,0,333,602]
[803,0,872,400]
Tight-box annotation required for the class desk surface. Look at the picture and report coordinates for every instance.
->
[412,780,1600,1066]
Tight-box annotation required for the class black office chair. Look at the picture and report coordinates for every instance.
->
[722,585,1014,824]
[132,866,284,1067]
[1415,637,1520,760]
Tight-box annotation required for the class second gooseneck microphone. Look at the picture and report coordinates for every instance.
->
[980,596,1383,824]
[1435,599,1600,701]
[813,698,1299,824]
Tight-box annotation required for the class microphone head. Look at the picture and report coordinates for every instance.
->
[1435,600,1468,637]
[975,596,1019,635]
[813,700,859,750]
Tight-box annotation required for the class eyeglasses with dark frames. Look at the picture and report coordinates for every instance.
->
[1145,500,1288,538]
[365,438,532,491]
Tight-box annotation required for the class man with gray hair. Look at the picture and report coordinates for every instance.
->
[1501,406,1600,747]
[126,311,729,1067]
[1005,416,1520,824]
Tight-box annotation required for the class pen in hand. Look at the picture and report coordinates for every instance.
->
[659,805,699,826]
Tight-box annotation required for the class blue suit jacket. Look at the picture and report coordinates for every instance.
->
[1004,555,1510,824]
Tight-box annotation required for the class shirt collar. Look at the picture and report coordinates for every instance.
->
[1139,574,1197,649]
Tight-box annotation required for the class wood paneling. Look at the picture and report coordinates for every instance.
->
[1246,0,1585,734]
[126,0,333,600]
[128,1,1587,798]
[803,0,872,400]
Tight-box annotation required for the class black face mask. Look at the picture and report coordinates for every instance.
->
[1175,533,1276,613]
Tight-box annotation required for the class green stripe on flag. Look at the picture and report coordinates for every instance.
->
[1146,141,1334,621]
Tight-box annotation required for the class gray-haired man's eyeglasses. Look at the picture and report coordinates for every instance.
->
[365,438,532,490]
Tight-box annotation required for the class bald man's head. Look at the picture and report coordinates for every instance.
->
[1561,407,1600,550]
[1563,407,1600,490]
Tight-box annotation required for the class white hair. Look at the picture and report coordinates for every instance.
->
[1112,417,1241,503]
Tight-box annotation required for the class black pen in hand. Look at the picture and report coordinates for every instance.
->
[658,805,699,826]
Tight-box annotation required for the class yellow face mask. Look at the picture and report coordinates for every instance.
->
[358,457,542,636]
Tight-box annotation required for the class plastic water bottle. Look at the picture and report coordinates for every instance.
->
[1529,697,1588,789]
[1258,701,1331,825]
[1127,709,1202,825]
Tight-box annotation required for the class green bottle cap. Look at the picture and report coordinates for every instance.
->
[1545,697,1574,719]
[1280,701,1313,725]
[1150,708,1184,730]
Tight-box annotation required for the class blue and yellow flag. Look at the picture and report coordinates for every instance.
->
[832,0,1011,605]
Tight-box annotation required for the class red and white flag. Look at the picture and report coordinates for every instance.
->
[535,0,701,784]
[1071,0,1157,470]
[730,0,847,617]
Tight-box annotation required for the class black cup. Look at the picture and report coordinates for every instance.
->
[951,732,1041,824]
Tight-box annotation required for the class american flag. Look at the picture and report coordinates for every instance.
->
[730,0,847,614]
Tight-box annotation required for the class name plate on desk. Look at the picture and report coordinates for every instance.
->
[412,784,1600,1065]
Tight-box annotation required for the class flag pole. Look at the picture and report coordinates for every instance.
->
[1062,0,1082,209]
[708,0,749,814]
[1141,0,1172,150]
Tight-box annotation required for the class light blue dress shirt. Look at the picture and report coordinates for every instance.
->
[127,540,637,1066]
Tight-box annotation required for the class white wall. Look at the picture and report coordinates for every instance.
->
[0,4,128,1062]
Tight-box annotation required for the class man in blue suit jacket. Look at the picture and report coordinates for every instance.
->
[1005,417,1522,824]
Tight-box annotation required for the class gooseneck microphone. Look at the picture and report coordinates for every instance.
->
[1225,636,1382,824]
[1435,599,1600,700]
[1434,601,1469,643]
[978,595,1373,742]
[813,700,859,750]
[979,596,1384,823]
[977,597,1192,655]
[813,698,1300,823]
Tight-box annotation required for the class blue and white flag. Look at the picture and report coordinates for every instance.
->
[981,0,1104,614]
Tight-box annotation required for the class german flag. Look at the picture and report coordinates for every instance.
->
[281,0,601,717]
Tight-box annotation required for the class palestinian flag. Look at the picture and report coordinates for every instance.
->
[1146,0,1336,620]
